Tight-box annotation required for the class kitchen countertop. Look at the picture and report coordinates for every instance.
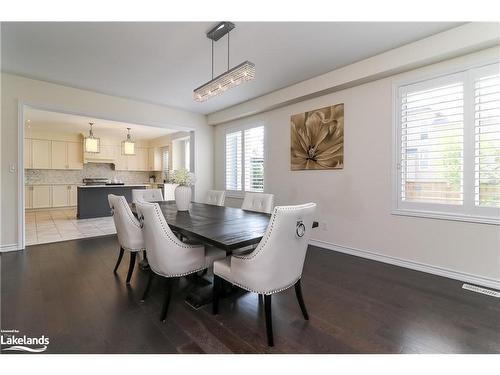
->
[77,184,150,188]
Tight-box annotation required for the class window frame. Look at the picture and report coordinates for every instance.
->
[224,124,266,198]
[392,61,500,225]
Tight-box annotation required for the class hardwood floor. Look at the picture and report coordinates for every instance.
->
[1,235,499,353]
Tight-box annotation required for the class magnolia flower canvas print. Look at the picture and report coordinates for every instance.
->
[291,103,344,170]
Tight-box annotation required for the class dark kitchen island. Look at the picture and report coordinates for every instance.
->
[77,185,147,219]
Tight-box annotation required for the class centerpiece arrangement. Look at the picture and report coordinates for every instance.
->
[170,169,196,211]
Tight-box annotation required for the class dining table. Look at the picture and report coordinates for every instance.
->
[130,201,318,308]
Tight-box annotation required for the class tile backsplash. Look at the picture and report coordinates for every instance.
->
[26,163,161,185]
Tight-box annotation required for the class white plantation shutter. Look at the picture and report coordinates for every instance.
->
[474,67,500,208]
[225,125,265,193]
[225,131,242,191]
[244,126,264,192]
[400,77,464,205]
[395,62,500,223]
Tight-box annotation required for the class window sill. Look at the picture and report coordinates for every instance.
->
[392,208,499,225]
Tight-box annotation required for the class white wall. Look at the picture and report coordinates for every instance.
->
[1,73,213,249]
[214,48,500,287]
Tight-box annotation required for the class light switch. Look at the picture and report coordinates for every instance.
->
[9,163,16,173]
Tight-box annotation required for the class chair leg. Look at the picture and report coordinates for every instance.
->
[294,279,309,320]
[126,251,137,284]
[141,270,154,302]
[264,294,274,347]
[113,247,124,273]
[212,274,222,315]
[160,278,174,322]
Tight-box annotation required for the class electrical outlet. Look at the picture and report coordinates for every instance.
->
[9,163,16,173]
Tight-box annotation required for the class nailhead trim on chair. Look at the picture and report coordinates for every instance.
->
[110,195,142,229]
[216,273,300,296]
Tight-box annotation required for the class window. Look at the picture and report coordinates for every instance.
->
[162,147,169,179]
[394,63,500,224]
[225,125,264,193]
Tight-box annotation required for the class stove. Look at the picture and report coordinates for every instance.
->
[82,177,110,186]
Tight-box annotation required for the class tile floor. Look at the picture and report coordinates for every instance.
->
[25,208,116,245]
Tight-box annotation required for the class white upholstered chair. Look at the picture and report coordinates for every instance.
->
[241,192,274,214]
[163,183,179,201]
[205,190,226,206]
[108,194,145,284]
[212,203,317,346]
[132,188,163,203]
[136,201,226,322]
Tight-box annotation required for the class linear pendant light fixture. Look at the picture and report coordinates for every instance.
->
[84,122,100,153]
[193,22,255,102]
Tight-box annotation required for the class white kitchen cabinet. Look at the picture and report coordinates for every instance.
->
[69,185,78,206]
[126,153,138,171]
[67,142,83,169]
[32,139,52,169]
[24,138,33,169]
[32,185,51,208]
[51,141,68,169]
[52,185,70,207]
[137,147,148,171]
[148,147,162,171]
[25,186,33,209]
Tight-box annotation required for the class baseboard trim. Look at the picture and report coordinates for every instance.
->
[309,239,500,291]
[0,243,21,252]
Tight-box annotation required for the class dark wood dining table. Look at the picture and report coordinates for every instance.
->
[130,201,318,308]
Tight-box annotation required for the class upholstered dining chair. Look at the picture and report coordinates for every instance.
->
[212,203,317,347]
[136,201,226,322]
[163,183,179,201]
[132,188,163,203]
[108,194,145,284]
[205,190,226,206]
[241,192,274,214]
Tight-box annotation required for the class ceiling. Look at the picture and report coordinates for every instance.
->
[25,108,175,140]
[2,22,462,114]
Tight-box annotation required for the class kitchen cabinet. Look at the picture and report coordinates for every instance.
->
[25,139,82,170]
[24,138,33,168]
[69,185,78,206]
[52,185,70,207]
[51,141,67,169]
[67,142,83,169]
[148,147,162,171]
[25,186,33,209]
[51,140,84,170]
[26,184,78,209]
[137,147,148,171]
[32,185,51,208]
[32,139,52,169]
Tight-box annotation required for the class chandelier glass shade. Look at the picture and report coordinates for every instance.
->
[194,61,255,102]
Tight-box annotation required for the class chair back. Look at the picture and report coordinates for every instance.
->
[241,192,274,214]
[136,201,205,277]
[206,190,226,206]
[164,183,179,201]
[132,188,163,203]
[107,194,144,251]
[232,203,316,293]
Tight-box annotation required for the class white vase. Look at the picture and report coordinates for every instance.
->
[175,185,192,211]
